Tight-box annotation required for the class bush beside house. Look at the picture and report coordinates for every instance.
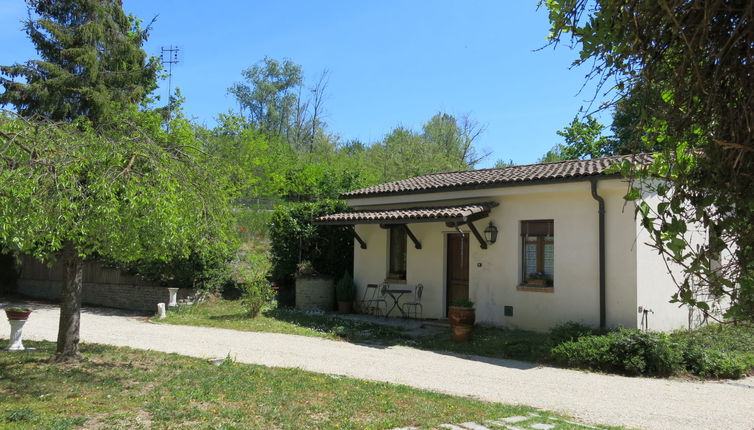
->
[548,322,754,379]
[269,200,354,287]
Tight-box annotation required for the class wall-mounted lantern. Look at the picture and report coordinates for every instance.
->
[483,222,498,244]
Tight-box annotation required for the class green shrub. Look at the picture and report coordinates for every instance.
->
[268,199,353,282]
[117,245,235,294]
[335,272,356,302]
[681,344,750,379]
[548,321,601,347]
[239,258,275,318]
[240,274,275,318]
[551,329,682,376]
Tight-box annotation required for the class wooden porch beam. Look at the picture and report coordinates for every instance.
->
[353,230,367,249]
[403,225,422,249]
[467,221,488,249]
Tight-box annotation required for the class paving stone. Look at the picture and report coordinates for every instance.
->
[484,421,524,430]
[502,416,528,423]
[388,427,418,430]
[439,425,468,430]
[459,423,492,430]
[530,424,555,430]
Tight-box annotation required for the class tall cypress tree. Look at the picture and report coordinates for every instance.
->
[0,0,159,125]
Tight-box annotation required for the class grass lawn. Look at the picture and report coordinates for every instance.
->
[160,300,551,363]
[0,341,617,430]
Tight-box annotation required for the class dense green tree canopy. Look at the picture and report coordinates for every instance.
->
[545,0,754,321]
[0,110,237,359]
[0,0,238,361]
[0,0,159,125]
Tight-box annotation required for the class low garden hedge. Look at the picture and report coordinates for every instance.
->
[547,322,754,379]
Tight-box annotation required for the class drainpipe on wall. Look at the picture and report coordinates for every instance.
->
[590,178,607,329]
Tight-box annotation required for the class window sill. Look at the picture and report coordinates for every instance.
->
[517,285,554,293]
[384,279,407,284]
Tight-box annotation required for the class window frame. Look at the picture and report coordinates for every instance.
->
[520,220,554,288]
[387,225,407,281]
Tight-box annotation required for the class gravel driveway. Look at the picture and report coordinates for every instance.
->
[2,302,753,430]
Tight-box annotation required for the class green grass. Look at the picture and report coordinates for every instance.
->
[0,341,617,429]
[162,300,409,343]
[161,300,551,363]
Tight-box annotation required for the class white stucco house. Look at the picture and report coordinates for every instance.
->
[315,154,696,332]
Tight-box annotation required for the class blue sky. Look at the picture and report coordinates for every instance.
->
[0,1,610,167]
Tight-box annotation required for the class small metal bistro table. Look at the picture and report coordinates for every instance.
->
[385,288,412,318]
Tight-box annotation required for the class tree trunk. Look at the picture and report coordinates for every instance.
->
[53,241,84,362]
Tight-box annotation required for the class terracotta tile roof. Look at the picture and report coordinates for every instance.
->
[313,202,499,225]
[343,153,652,198]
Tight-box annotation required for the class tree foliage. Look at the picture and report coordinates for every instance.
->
[0,0,159,125]
[539,114,612,162]
[0,0,237,361]
[268,200,353,284]
[545,0,754,321]
[0,110,237,358]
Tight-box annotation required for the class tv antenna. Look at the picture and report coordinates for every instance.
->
[160,45,180,127]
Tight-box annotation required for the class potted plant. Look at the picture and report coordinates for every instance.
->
[526,272,549,286]
[296,260,315,277]
[5,306,32,321]
[335,273,356,314]
[448,298,475,343]
[448,298,475,326]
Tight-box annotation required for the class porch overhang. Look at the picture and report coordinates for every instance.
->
[313,201,499,249]
[312,201,498,226]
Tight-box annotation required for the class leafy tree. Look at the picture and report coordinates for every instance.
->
[268,200,353,284]
[0,0,236,361]
[365,113,489,184]
[228,57,303,138]
[545,0,754,321]
[0,111,236,361]
[493,159,515,168]
[228,58,331,152]
[422,112,488,168]
[0,0,159,125]
[539,115,612,162]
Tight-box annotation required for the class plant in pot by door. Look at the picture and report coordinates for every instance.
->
[335,273,356,314]
[448,299,475,343]
[296,260,315,277]
[5,306,32,351]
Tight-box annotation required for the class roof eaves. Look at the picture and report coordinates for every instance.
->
[342,172,623,200]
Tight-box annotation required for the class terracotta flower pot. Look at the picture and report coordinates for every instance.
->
[337,301,353,314]
[448,306,475,326]
[5,309,32,321]
[451,324,473,343]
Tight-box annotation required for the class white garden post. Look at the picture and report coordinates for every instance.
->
[7,320,27,351]
[167,288,179,307]
[157,302,167,319]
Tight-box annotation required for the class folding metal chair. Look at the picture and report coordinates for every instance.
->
[403,283,423,320]
[359,283,386,316]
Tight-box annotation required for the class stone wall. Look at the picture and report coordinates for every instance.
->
[295,275,335,311]
[15,255,195,313]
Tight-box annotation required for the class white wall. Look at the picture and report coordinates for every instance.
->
[633,191,702,331]
[350,179,692,332]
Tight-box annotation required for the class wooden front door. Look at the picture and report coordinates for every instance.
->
[446,233,469,315]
